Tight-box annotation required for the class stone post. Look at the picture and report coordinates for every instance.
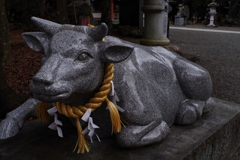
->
[139,0,144,29]
[119,0,141,27]
[140,0,170,46]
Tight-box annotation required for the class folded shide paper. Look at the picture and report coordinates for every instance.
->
[47,107,63,138]
[109,81,124,113]
[81,108,100,143]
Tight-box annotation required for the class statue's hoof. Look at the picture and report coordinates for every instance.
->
[204,98,215,112]
[175,101,198,125]
[0,118,19,139]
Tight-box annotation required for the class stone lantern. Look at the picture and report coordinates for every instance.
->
[174,4,185,26]
[207,0,218,27]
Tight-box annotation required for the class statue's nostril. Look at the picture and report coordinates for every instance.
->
[32,76,53,86]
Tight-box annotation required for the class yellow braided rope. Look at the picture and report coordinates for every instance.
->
[36,63,122,153]
[53,63,114,115]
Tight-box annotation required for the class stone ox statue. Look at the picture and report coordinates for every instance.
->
[0,17,212,153]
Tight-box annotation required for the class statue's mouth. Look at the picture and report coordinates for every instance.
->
[33,92,70,103]
[29,80,72,103]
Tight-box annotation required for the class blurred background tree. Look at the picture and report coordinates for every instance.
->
[0,0,26,119]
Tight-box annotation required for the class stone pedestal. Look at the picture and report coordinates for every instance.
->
[207,8,217,27]
[208,15,216,27]
[174,17,185,26]
[174,4,185,26]
[1,98,240,160]
[140,0,170,46]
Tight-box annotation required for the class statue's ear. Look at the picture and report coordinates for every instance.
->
[101,41,134,63]
[22,32,50,54]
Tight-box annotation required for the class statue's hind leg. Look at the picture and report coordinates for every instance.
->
[175,98,215,125]
[173,58,213,125]
[116,118,170,148]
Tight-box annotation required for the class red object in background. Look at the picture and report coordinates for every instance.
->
[111,0,114,19]
[79,16,90,26]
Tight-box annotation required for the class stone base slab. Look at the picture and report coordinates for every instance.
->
[0,98,240,160]
[174,17,185,26]
[140,38,170,46]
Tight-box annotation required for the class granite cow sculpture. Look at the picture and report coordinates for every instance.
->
[0,17,213,150]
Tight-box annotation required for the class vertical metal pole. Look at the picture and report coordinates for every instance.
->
[139,0,144,29]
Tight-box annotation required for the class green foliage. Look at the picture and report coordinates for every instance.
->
[218,18,240,26]
[181,0,211,22]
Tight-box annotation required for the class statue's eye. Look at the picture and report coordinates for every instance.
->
[77,52,90,61]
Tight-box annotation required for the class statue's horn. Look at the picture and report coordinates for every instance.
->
[86,23,108,41]
[75,23,108,41]
[31,17,62,35]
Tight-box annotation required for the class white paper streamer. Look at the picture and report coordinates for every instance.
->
[81,109,91,122]
[47,107,63,138]
[107,81,125,113]
[110,81,115,96]
[47,107,57,116]
[81,108,100,143]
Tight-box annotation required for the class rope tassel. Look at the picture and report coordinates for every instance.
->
[74,118,89,153]
[106,98,122,133]
[36,102,50,123]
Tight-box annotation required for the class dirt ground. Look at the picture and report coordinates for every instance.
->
[4,30,42,96]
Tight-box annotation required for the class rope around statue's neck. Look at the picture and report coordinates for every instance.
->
[36,63,122,153]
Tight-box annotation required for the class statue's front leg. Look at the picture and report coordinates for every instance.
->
[0,98,39,139]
